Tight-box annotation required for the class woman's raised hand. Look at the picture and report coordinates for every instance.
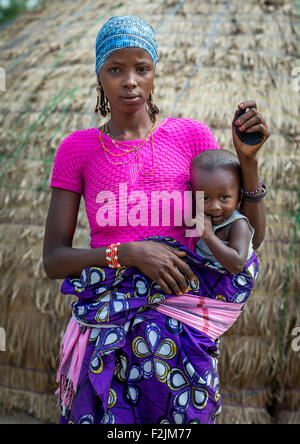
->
[232,100,270,159]
[118,241,196,296]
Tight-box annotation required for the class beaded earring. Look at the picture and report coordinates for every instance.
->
[95,81,159,120]
[95,81,110,117]
[147,89,160,122]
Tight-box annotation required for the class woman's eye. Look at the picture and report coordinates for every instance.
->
[109,67,120,73]
[138,66,149,73]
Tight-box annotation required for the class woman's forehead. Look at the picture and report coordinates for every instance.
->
[104,47,154,64]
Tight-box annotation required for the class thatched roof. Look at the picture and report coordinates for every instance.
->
[0,0,299,424]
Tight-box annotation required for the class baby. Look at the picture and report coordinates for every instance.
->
[155,149,258,336]
[190,149,254,274]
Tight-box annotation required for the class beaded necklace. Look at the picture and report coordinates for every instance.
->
[103,118,156,150]
[99,119,156,176]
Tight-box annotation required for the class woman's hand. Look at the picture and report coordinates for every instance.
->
[231,101,268,249]
[232,100,270,159]
[119,241,196,296]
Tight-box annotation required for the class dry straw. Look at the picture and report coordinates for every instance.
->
[0,0,299,423]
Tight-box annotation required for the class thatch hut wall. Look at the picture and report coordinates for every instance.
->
[0,0,299,424]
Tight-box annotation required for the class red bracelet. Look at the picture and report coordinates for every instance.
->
[105,243,124,269]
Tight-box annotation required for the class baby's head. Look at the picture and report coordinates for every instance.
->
[190,149,242,225]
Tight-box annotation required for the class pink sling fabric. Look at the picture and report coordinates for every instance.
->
[57,294,244,400]
[155,294,244,341]
[56,319,91,410]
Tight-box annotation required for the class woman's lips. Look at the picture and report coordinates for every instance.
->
[120,96,141,103]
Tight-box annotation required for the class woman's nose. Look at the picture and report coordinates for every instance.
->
[122,71,137,88]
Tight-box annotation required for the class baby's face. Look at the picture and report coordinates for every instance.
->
[190,167,241,225]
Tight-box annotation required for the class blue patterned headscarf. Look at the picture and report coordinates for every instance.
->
[95,16,158,75]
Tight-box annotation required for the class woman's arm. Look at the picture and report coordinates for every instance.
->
[43,188,196,294]
[238,156,266,250]
[232,100,270,250]
[201,216,251,274]
[43,188,108,279]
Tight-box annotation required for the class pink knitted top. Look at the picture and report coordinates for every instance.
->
[50,117,220,248]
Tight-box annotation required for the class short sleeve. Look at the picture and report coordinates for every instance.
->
[188,119,220,158]
[50,132,83,194]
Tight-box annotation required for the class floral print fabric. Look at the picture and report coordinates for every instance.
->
[58,236,258,424]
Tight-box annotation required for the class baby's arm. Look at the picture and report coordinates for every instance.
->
[201,216,252,274]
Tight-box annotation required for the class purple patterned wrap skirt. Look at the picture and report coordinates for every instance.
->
[57,236,258,424]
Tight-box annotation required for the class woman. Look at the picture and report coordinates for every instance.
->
[43,16,270,424]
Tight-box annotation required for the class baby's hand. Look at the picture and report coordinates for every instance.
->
[202,214,214,241]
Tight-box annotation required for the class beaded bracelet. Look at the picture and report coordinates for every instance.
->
[242,184,268,201]
[105,242,125,269]
[242,182,264,195]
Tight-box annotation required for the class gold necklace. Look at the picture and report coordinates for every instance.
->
[102,117,157,150]
[102,146,136,166]
[99,129,143,157]
[99,125,155,175]
[104,124,153,153]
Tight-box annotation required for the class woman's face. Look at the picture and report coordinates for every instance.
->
[98,47,155,114]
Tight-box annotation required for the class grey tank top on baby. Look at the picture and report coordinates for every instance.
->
[195,210,254,269]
